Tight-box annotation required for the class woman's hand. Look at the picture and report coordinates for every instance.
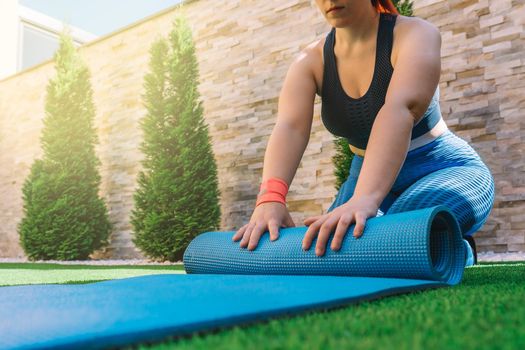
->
[302,195,379,257]
[233,202,295,250]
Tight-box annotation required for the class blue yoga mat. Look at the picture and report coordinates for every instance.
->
[0,205,465,350]
[184,205,465,284]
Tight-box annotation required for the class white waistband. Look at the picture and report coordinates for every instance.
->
[408,118,448,152]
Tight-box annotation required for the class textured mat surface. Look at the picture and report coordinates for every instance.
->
[0,205,465,350]
[1,274,444,350]
[184,205,465,284]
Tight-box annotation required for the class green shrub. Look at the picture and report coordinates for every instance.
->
[131,14,221,262]
[18,32,112,260]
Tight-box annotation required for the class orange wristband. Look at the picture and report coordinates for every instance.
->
[255,177,289,207]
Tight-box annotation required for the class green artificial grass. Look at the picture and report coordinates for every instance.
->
[1,262,523,350]
[136,262,525,350]
[0,262,185,286]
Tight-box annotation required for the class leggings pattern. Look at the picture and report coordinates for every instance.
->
[327,129,495,237]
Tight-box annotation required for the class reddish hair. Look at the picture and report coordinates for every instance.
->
[371,0,400,15]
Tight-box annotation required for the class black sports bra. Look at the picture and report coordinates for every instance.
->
[320,12,441,150]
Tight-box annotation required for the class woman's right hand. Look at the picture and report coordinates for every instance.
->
[232,202,295,250]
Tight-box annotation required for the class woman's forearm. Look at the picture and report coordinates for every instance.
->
[261,122,310,188]
[352,103,415,207]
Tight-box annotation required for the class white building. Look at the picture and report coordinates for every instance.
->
[0,0,98,81]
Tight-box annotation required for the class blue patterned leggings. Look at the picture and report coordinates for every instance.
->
[327,129,495,237]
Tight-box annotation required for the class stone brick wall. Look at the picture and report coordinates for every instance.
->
[0,0,522,259]
[413,0,525,252]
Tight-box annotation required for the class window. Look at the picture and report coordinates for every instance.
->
[20,23,60,70]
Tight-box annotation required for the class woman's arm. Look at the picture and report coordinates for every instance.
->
[303,18,442,256]
[260,49,318,188]
[353,18,442,207]
[234,47,318,250]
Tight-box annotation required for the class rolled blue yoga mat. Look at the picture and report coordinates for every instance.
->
[184,205,465,284]
[0,205,465,350]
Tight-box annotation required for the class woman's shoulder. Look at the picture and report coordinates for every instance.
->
[392,14,441,66]
[294,37,326,97]
[303,14,438,54]
[296,15,441,96]
[394,14,440,42]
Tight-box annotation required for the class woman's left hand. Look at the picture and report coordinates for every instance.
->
[302,195,380,257]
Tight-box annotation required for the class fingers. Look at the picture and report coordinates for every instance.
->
[247,223,265,250]
[239,223,255,248]
[235,219,285,250]
[248,223,267,250]
[303,210,367,255]
[303,215,322,226]
[268,220,280,241]
[331,214,352,251]
[236,211,366,255]
[232,224,248,242]
[314,215,339,256]
[302,215,327,252]
[353,212,366,238]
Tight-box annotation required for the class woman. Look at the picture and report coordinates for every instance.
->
[232,0,495,266]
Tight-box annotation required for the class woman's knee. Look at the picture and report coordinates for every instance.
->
[385,165,495,236]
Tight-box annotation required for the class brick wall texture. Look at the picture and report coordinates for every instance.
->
[0,0,523,259]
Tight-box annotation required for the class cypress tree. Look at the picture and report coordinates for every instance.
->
[131,14,221,262]
[332,0,414,190]
[332,137,354,191]
[18,31,112,260]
